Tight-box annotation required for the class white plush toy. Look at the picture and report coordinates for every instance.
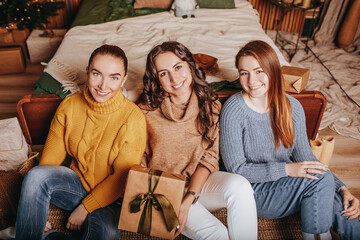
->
[171,0,198,18]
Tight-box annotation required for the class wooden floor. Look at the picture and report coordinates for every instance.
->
[0,62,44,119]
[0,63,359,201]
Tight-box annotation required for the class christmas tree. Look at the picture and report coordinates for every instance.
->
[0,0,65,30]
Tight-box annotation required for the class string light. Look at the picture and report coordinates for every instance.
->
[1,0,65,30]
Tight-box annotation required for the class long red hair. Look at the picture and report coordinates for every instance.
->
[235,40,294,148]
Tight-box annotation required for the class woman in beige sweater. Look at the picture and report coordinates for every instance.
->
[138,41,257,240]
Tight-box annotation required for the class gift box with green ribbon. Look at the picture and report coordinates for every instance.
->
[118,166,186,239]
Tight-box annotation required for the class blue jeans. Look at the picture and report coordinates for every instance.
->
[332,190,360,240]
[253,171,360,239]
[15,165,121,240]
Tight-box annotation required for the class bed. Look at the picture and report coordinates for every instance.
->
[34,0,289,102]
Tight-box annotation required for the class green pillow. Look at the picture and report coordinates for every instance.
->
[71,0,166,28]
[33,72,71,99]
[210,79,242,92]
[197,0,235,9]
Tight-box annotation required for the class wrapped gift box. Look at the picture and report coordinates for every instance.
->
[0,29,30,43]
[26,29,66,63]
[0,47,25,74]
[0,32,14,43]
[12,29,30,42]
[119,166,186,239]
[282,66,310,93]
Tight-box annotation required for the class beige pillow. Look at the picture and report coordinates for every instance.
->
[133,0,173,9]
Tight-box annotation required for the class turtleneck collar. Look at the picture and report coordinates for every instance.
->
[83,88,125,114]
[160,91,199,122]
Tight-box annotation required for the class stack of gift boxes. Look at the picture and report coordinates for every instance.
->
[0,28,29,74]
[0,28,66,74]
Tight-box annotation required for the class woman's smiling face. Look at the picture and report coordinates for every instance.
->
[87,54,127,103]
[238,55,269,100]
[155,51,193,105]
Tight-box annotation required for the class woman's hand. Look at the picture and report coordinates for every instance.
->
[174,194,193,238]
[66,203,88,231]
[339,187,360,220]
[173,165,210,238]
[285,161,328,180]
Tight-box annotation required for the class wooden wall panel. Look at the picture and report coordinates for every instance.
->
[46,0,305,34]
[46,0,82,29]
[249,0,305,33]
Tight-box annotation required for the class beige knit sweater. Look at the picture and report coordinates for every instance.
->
[139,92,220,179]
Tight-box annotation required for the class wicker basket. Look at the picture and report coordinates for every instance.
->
[0,149,38,230]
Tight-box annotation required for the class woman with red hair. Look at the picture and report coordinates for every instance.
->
[220,40,359,240]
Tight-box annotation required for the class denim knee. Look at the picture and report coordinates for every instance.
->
[315,170,335,194]
[21,166,54,196]
[22,165,78,200]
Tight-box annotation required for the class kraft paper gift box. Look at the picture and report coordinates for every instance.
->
[282,66,310,93]
[119,166,186,239]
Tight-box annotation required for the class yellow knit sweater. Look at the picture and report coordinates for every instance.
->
[40,89,146,213]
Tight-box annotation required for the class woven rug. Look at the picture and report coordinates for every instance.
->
[48,207,302,239]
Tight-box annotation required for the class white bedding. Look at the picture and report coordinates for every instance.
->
[45,0,289,102]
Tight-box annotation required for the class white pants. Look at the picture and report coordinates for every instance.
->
[181,171,257,240]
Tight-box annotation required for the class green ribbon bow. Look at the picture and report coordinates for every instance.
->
[130,169,180,236]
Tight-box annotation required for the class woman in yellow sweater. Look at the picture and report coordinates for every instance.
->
[138,41,257,239]
[15,45,146,240]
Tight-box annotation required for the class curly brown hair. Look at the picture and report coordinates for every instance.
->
[139,41,219,148]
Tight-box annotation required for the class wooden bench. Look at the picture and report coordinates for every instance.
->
[17,91,326,239]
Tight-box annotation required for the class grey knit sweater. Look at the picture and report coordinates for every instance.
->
[220,92,344,191]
